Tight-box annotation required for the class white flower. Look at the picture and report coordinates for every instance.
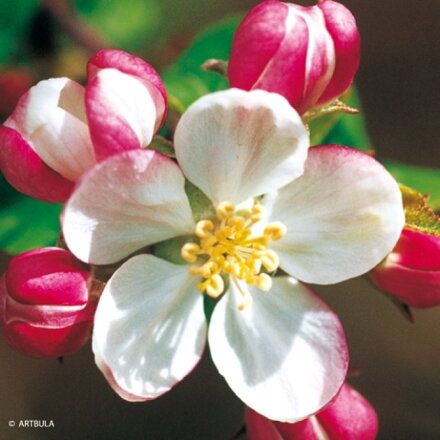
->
[62,88,404,422]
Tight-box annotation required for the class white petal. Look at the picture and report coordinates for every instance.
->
[174,88,308,205]
[92,254,207,401]
[266,146,405,284]
[89,68,158,148]
[209,277,348,422]
[6,78,95,181]
[62,149,194,264]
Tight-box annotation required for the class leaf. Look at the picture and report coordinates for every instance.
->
[74,0,161,51]
[383,160,440,211]
[162,16,242,111]
[0,0,39,62]
[0,197,62,254]
[400,185,440,236]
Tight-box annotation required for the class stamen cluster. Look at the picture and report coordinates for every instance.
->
[181,201,286,301]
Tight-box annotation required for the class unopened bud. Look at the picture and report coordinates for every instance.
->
[246,383,378,439]
[0,248,96,358]
[228,0,360,114]
[370,229,440,308]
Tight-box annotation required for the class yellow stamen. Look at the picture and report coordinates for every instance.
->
[181,242,200,263]
[182,201,286,309]
[195,219,214,238]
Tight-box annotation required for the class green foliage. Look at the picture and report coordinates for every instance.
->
[74,0,161,51]
[387,162,440,211]
[162,16,242,111]
[0,0,39,62]
[0,196,62,255]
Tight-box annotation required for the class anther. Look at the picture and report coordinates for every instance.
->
[181,243,200,263]
[195,220,214,238]
[204,274,224,298]
[260,250,280,272]
[264,222,287,241]
[250,204,266,222]
[256,273,272,291]
[216,201,235,219]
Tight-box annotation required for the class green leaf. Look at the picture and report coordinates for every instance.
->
[319,86,372,151]
[0,197,62,254]
[74,0,161,51]
[162,16,242,111]
[384,161,440,211]
[400,185,440,236]
[0,0,39,62]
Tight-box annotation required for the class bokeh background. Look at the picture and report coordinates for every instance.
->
[0,0,439,439]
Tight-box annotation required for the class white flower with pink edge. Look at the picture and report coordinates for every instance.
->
[62,88,404,422]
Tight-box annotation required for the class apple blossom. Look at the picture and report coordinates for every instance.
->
[228,0,360,114]
[62,88,404,422]
[0,248,96,358]
[369,229,440,308]
[0,49,167,203]
[246,383,378,440]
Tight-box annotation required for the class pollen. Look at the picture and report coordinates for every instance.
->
[181,201,286,309]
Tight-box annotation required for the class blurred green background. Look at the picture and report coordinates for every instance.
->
[0,0,439,439]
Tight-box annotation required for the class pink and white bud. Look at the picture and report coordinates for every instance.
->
[246,383,378,440]
[370,229,440,308]
[0,248,97,358]
[0,78,95,203]
[86,49,168,161]
[228,0,360,114]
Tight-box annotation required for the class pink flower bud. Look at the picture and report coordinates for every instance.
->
[0,77,93,203]
[228,0,360,114]
[369,229,440,308]
[0,50,167,202]
[246,383,378,440]
[0,248,97,358]
[86,49,168,161]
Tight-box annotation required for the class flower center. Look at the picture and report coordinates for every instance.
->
[181,201,286,309]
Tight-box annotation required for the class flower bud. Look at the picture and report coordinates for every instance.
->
[86,49,168,161]
[0,248,97,358]
[228,0,360,114]
[0,49,167,202]
[246,383,378,440]
[0,77,94,203]
[369,229,440,308]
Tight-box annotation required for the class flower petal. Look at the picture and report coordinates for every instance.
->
[209,277,348,422]
[0,125,74,202]
[266,145,404,284]
[5,78,96,181]
[87,49,167,127]
[174,88,308,205]
[62,149,194,264]
[92,254,207,401]
[86,68,164,160]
